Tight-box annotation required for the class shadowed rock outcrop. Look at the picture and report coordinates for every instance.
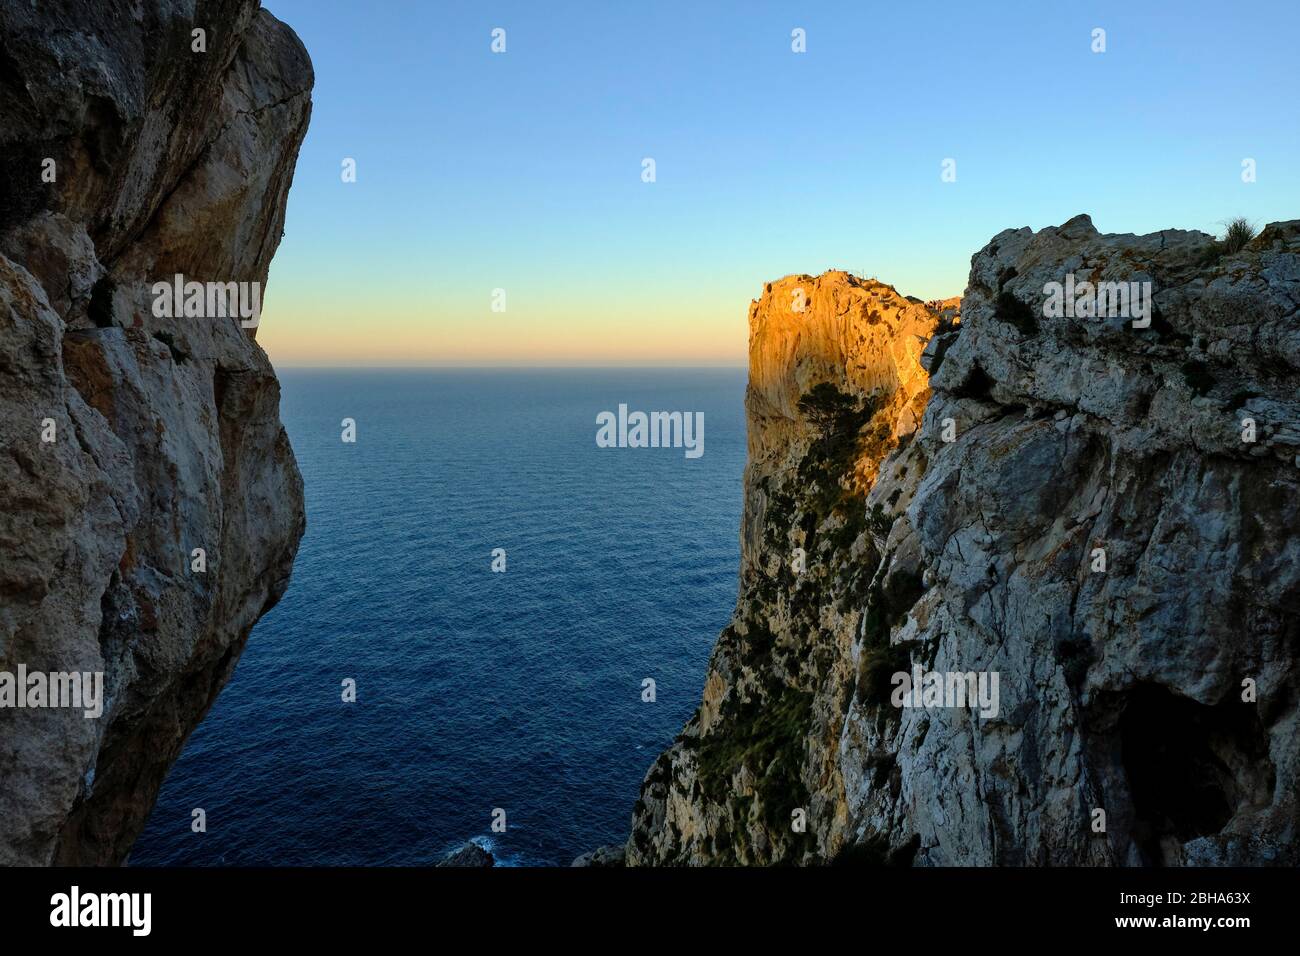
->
[0,1,311,865]
[623,217,1299,866]
[437,842,495,867]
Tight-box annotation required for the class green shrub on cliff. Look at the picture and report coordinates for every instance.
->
[1222,216,1255,254]
[694,685,814,836]
[796,384,882,517]
[1200,216,1256,264]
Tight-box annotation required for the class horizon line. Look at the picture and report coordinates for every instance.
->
[271,363,752,370]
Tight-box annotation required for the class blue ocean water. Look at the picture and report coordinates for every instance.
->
[130,369,746,866]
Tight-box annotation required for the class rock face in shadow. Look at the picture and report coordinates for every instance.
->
[0,1,311,865]
[624,218,1300,866]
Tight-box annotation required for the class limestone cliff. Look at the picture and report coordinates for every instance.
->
[0,1,311,865]
[621,217,1300,866]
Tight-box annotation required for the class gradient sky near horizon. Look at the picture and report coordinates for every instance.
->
[257,0,1299,366]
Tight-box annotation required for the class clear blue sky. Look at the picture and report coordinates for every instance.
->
[258,0,1300,365]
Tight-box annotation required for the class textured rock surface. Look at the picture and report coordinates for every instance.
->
[624,218,1299,866]
[0,1,311,865]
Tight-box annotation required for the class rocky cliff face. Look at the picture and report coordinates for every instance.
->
[622,216,1300,866]
[0,1,311,865]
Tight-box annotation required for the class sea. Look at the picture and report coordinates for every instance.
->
[129,368,747,866]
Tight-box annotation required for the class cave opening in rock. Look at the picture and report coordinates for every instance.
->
[1119,683,1273,865]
